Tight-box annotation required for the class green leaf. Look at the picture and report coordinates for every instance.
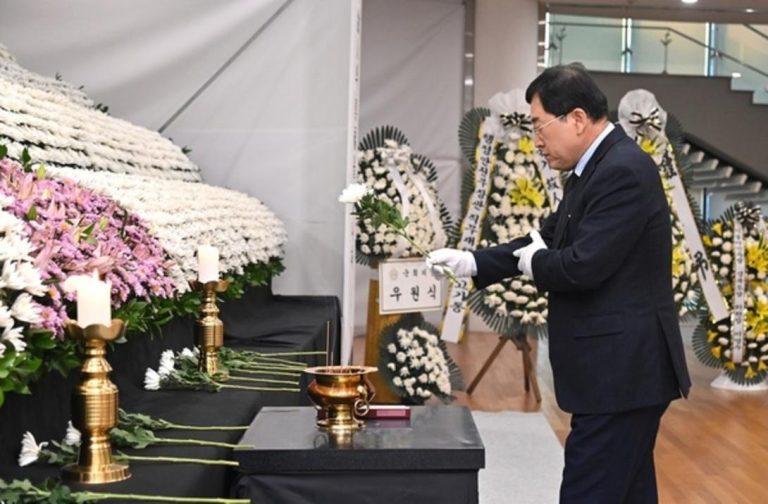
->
[35,164,46,179]
[99,216,109,230]
[81,222,95,239]
[26,205,38,221]
[0,145,7,159]
[21,147,31,166]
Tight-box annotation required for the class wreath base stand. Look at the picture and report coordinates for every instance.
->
[465,332,542,402]
[710,372,768,391]
[364,278,404,404]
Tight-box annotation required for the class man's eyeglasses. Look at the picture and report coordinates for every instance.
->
[533,114,565,136]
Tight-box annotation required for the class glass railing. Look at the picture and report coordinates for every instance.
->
[542,15,768,104]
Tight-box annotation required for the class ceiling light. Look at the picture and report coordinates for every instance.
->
[681,0,698,4]
[745,8,755,13]
[732,72,742,78]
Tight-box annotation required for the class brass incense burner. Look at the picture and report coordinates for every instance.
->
[304,365,377,432]
[190,279,230,380]
[63,320,130,484]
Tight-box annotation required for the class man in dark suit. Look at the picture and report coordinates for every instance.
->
[428,64,691,503]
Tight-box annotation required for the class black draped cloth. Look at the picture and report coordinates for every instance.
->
[0,284,340,500]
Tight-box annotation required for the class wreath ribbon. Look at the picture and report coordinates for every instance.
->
[441,118,497,343]
[731,218,747,363]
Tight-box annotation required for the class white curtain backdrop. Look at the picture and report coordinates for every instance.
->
[356,0,465,334]
[0,0,358,356]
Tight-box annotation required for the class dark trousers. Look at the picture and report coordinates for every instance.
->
[560,403,669,504]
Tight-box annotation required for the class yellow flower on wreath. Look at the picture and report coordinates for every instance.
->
[639,136,663,158]
[509,178,546,208]
[746,296,768,337]
[671,244,686,277]
[517,136,535,157]
[746,241,768,275]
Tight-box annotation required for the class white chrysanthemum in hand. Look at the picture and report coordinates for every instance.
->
[338,183,371,204]
[18,431,48,466]
[64,421,82,446]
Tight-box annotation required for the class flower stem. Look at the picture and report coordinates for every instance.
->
[156,437,242,449]
[247,350,326,357]
[164,423,248,431]
[227,376,300,385]
[229,363,306,372]
[116,453,239,466]
[218,383,301,392]
[229,369,301,377]
[395,229,460,284]
[77,491,249,503]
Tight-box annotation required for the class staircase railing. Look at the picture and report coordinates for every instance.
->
[546,21,768,79]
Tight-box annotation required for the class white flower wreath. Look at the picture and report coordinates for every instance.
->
[694,204,768,384]
[354,128,450,263]
[619,89,700,318]
[460,96,555,337]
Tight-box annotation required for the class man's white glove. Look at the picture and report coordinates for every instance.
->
[426,249,477,278]
[512,230,547,280]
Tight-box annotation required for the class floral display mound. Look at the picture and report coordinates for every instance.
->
[0,47,200,181]
[693,203,768,385]
[460,107,553,339]
[378,313,464,404]
[0,152,285,408]
[47,167,286,290]
[354,126,454,265]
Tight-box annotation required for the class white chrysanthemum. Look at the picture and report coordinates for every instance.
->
[10,293,41,324]
[2,325,26,353]
[15,261,46,296]
[338,183,371,204]
[144,368,161,390]
[64,421,82,446]
[18,431,48,467]
[180,347,197,361]
[0,302,13,328]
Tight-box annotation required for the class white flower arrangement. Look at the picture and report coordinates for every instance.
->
[0,54,201,181]
[620,89,700,318]
[354,129,449,262]
[0,44,94,109]
[694,205,768,384]
[0,199,47,357]
[47,167,287,291]
[379,315,461,404]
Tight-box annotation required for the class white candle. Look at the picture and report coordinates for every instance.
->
[198,245,219,283]
[76,274,111,327]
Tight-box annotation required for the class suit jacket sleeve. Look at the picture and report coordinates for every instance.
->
[471,205,560,290]
[531,162,650,293]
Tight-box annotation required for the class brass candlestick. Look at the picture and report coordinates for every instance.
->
[191,279,230,380]
[63,320,130,484]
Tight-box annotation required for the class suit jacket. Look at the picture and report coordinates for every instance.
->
[473,126,691,414]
